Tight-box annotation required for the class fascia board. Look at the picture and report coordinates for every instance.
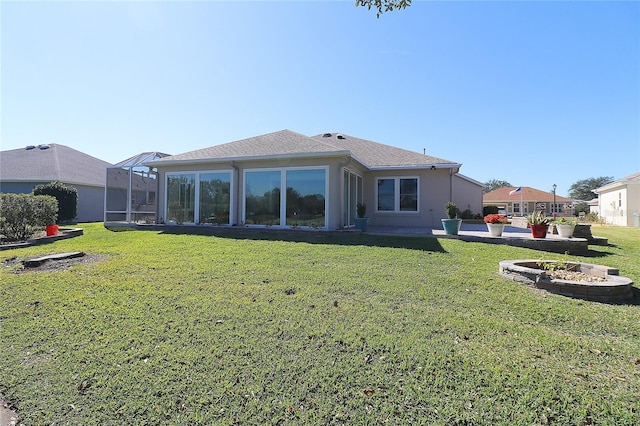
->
[145,150,352,167]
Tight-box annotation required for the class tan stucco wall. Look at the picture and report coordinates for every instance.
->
[155,160,483,230]
[155,156,350,229]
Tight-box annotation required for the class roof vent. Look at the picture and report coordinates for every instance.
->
[26,145,36,150]
[336,134,345,140]
[38,144,50,150]
[322,133,332,138]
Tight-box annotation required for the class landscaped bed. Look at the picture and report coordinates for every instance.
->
[0,224,639,424]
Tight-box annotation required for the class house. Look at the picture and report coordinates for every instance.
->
[593,172,640,227]
[483,186,572,217]
[0,144,112,222]
[142,130,483,230]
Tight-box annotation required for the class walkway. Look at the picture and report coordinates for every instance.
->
[367,224,593,255]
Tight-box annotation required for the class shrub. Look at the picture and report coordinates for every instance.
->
[0,193,58,242]
[483,205,499,216]
[460,209,474,219]
[33,181,77,223]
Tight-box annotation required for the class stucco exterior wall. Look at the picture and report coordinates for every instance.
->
[452,175,484,218]
[154,161,483,230]
[598,183,640,227]
[155,156,350,230]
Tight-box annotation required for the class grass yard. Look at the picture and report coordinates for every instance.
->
[1,223,639,425]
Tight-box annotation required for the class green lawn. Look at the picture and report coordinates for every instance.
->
[1,223,639,425]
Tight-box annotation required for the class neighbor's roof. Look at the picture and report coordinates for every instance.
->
[0,143,112,187]
[593,172,640,194]
[148,129,459,170]
[483,186,572,203]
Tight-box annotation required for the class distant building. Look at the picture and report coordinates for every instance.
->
[0,144,112,222]
[483,186,572,217]
[593,172,640,227]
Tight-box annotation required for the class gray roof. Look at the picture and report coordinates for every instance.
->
[150,130,346,165]
[150,129,459,170]
[0,144,112,187]
[310,132,458,169]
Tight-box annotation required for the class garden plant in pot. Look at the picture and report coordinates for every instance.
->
[527,211,550,238]
[554,217,577,238]
[354,202,369,232]
[441,202,462,235]
[484,213,507,237]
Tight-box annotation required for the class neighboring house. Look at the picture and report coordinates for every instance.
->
[142,129,483,230]
[483,186,572,217]
[588,198,599,215]
[593,172,640,227]
[0,144,112,222]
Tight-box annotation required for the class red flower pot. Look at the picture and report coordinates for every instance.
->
[530,224,548,238]
[45,225,59,236]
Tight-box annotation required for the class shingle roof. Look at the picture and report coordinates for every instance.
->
[0,144,112,187]
[310,133,457,169]
[483,186,572,203]
[150,129,458,170]
[151,130,347,164]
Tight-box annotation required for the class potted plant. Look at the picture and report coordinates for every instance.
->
[553,217,577,238]
[441,202,462,235]
[484,213,507,237]
[527,211,550,238]
[353,202,369,232]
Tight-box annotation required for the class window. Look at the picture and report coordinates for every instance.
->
[244,167,327,228]
[166,173,195,223]
[166,171,232,225]
[245,170,281,226]
[376,177,418,213]
[343,169,363,226]
[286,169,326,228]
[199,173,231,224]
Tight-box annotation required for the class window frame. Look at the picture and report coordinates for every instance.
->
[243,166,328,229]
[375,176,419,213]
[165,170,234,225]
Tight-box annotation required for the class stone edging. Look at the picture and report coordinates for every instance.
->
[499,259,634,303]
[0,228,84,251]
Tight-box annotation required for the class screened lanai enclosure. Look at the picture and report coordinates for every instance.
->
[104,152,170,224]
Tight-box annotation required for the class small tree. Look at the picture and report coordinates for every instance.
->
[0,193,58,242]
[33,181,78,223]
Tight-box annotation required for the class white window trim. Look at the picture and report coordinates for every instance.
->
[375,176,420,214]
[165,170,234,225]
[242,166,329,229]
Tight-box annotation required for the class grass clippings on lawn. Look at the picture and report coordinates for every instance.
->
[0,223,639,425]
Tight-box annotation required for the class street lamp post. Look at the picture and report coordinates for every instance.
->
[552,184,557,217]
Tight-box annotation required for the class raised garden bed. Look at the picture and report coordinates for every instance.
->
[499,259,634,303]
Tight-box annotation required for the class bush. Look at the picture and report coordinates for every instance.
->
[0,193,58,242]
[33,181,77,223]
[460,209,474,219]
[483,205,499,216]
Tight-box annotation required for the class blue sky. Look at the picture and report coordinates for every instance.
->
[1,0,638,197]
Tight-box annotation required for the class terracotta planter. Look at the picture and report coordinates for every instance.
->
[45,224,59,236]
[530,224,548,238]
[486,223,505,237]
